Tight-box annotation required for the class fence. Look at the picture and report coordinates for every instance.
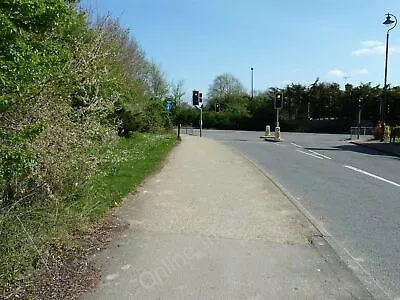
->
[349,126,374,139]
[175,124,195,136]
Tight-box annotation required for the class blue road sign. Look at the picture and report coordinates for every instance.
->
[164,102,172,111]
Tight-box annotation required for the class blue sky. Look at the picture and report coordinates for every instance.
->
[81,0,400,101]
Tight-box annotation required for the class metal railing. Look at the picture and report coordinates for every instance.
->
[349,126,374,139]
[175,124,195,135]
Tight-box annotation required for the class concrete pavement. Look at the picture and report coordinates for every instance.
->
[81,135,371,300]
[350,139,400,157]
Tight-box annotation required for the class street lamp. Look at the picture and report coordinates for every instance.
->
[381,13,397,141]
[251,67,254,100]
[357,97,363,139]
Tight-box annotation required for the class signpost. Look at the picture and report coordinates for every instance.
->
[164,99,172,131]
[164,102,172,111]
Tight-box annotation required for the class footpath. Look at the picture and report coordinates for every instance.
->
[81,135,372,300]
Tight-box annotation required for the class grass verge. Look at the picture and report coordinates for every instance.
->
[0,132,178,298]
[67,132,178,221]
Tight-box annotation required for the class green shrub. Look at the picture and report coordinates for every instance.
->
[373,122,390,140]
[0,1,178,295]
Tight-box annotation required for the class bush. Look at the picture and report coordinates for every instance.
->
[373,122,391,140]
[0,2,177,295]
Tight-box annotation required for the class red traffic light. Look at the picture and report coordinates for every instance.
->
[192,90,199,106]
[275,92,283,109]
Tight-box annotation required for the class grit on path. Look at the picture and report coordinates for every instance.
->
[82,135,371,300]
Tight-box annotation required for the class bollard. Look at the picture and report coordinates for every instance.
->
[265,125,271,136]
[275,127,281,141]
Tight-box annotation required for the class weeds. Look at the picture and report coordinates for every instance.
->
[0,132,178,297]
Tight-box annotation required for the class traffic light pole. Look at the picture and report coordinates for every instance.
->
[200,107,203,137]
[192,90,203,137]
[276,109,280,127]
[274,93,283,141]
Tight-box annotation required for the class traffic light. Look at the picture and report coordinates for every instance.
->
[215,102,220,112]
[358,97,363,109]
[199,93,203,103]
[192,90,199,106]
[275,92,283,109]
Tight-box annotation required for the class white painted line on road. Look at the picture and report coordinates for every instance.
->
[344,165,400,188]
[296,150,324,160]
[290,142,302,148]
[308,150,332,160]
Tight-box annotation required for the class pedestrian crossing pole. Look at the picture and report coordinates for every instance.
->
[276,109,280,128]
[200,106,202,137]
[274,93,283,141]
[199,92,203,137]
[275,109,281,141]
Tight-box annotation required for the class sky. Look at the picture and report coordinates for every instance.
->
[81,0,400,102]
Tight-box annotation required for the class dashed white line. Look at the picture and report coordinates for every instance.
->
[308,150,332,160]
[344,165,400,188]
[296,149,324,160]
[290,142,302,148]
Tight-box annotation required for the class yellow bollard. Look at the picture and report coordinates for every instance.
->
[275,127,281,141]
[265,125,271,136]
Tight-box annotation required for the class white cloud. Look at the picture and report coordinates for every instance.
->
[327,69,347,77]
[352,68,369,76]
[352,46,385,56]
[362,40,384,47]
[327,68,369,78]
[352,40,400,56]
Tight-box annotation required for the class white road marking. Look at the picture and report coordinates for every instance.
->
[308,150,332,160]
[296,149,324,160]
[344,165,400,188]
[290,142,302,148]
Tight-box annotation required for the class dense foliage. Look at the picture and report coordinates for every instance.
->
[177,75,400,135]
[0,0,181,292]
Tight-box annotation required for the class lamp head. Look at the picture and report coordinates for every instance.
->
[383,13,395,26]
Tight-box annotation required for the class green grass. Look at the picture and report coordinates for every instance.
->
[0,132,178,296]
[69,132,178,220]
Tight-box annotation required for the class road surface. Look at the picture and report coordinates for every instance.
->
[82,135,371,300]
[204,130,400,300]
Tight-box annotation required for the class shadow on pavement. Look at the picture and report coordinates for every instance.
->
[305,144,400,159]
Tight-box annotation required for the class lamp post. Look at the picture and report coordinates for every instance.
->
[357,97,363,139]
[251,67,254,100]
[381,13,397,141]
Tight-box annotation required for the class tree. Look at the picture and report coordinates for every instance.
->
[170,80,185,103]
[145,62,169,100]
[207,73,246,100]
